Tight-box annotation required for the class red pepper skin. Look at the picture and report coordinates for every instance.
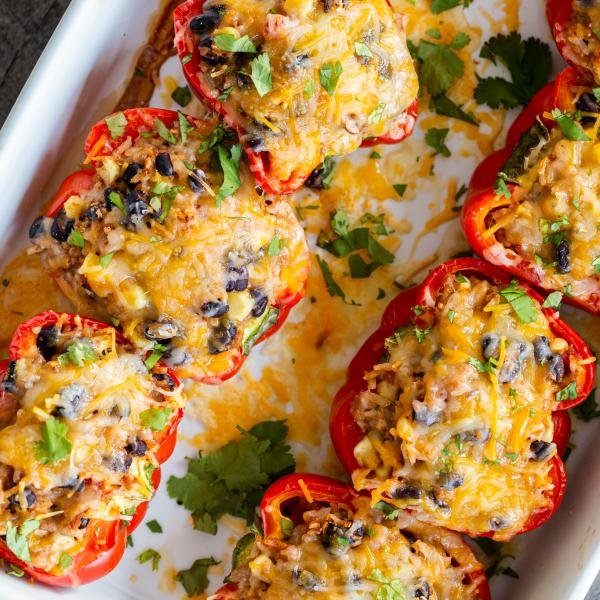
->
[463,68,600,314]
[330,258,595,539]
[44,107,308,384]
[0,311,183,586]
[173,0,418,195]
[215,473,491,600]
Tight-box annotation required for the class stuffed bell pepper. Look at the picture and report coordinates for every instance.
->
[213,474,490,599]
[0,312,183,586]
[330,258,595,541]
[547,0,600,83]
[463,67,600,314]
[30,108,310,383]
[174,0,419,194]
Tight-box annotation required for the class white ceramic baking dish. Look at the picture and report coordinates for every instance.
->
[0,0,599,599]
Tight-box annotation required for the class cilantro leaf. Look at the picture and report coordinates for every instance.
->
[67,229,85,248]
[355,41,373,58]
[550,109,591,141]
[146,519,162,533]
[140,408,172,431]
[556,381,578,402]
[393,183,407,197]
[368,569,408,600]
[6,519,40,562]
[425,127,451,157]
[99,253,114,268]
[250,53,272,97]
[137,548,161,572]
[216,144,243,206]
[331,209,350,236]
[167,420,295,534]
[34,417,71,464]
[214,33,256,53]
[108,190,126,213]
[430,94,477,125]
[105,112,128,139]
[431,0,461,13]
[58,340,96,367]
[154,118,178,144]
[178,111,194,144]
[171,86,192,107]
[573,389,600,421]
[498,280,539,323]
[416,39,465,96]
[58,553,72,570]
[176,557,219,597]
[242,307,280,355]
[267,235,286,256]
[475,33,552,108]
[316,255,345,299]
[319,61,343,96]
[467,356,495,373]
[542,291,563,309]
[593,256,600,273]
[144,343,167,370]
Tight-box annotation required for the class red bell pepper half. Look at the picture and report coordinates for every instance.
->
[213,473,491,600]
[44,107,307,384]
[330,258,595,539]
[0,311,183,586]
[463,67,600,314]
[173,0,418,195]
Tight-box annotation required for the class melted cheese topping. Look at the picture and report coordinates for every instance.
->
[560,2,600,83]
[0,316,183,573]
[226,498,484,599]
[492,123,600,298]
[31,117,309,381]
[350,275,582,540]
[189,0,418,183]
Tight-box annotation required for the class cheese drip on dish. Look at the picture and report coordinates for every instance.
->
[30,117,309,382]
[224,497,485,599]
[186,0,419,183]
[0,315,183,573]
[351,274,582,540]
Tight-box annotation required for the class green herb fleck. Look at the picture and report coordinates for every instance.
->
[556,381,578,403]
[499,279,538,323]
[319,61,343,96]
[171,85,192,107]
[144,343,167,371]
[551,109,591,141]
[105,112,128,139]
[216,144,243,206]
[67,229,85,248]
[137,548,161,572]
[250,53,272,97]
[176,557,219,597]
[146,520,163,534]
[214,33,256,53]
[542,291,562,310]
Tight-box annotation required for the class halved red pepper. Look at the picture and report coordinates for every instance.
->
[44,107,308,384]
[213,473,491,600]
[173,0,418,195]
[463,67,600,314]
[330,258,595,539]
[0,311,183,586]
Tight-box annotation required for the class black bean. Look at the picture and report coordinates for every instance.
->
[534,336,553,364]
[55,383,90,420]
[391,485,421,500]
[126,439,148,457]
[489,516,508,530]
[438,472,464,491]
[321,520,364,551]
[79,517,90,529]
[530,440,555,461]
[428,491,449,510]
[292,568,325,591]
[152,372,177,391]
[414,580,431,599]
[200,300,229,318]
[460,428,491,444]
[163,346,192,367]
[123,162,144,188]
[283,52,310,72]
[50,209,75,242]
[225,264,249,292]
[59,477,85,492]
[244,135,266,152]
[1,361,17,395]
[548,354,565,382]
[250,288,269,317]
[430,349,443,363]
[199,51,228,67]
[305,163,330,189]
[208,322,237,354]
[236,72,253,89]
[29,215,45,239]
[188,169,205,193]
[413,403,441,427]
[108,451,132,473]
[155,153,174,177]
[36,325,59,361]
[576,92,600,114]
[189,12,221,35]
[481,333,500,360]
[82,205,102,221]
[143,319,181,343]
[555,239,571,274]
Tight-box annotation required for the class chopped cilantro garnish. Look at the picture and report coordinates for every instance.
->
[6,564,24,577]
[367,103,386,124]
[217,87,233,101]
[99,253,114,269]
[494,177,511,198]
[354,41,373,58]
[455,273,468,284]
[556,381,578,402]
[144,342,167,370]
[250,53,272,97]
[331,209,350,236]
[393,183,407,198]
[215,144,242,206]
[425,127,451,157]
[140,407,172,431]
[105,111,128,139]
[181,53,192,64]
[467,356,495,373]
[368,569,408,599]
[499,279,538,323]
[242,307,280,355]
[373,500,401,520]
[303,79,315,98]
[178,111,194,145]
[505,452,518,462]
[171,85,192,107]
[431,0,462,12]
[592,256,600,273]
[67,229,85,248]
[426,28,442,39]
[317,255,345,299]
[319,61,343,96]
[370,151,382,159]
[475,32,552,109]
[154,118,177,144]
[413,326,431,343]
[509,388,518,397]
[280,517,294,538]
[126,535,134,547]
[539,215,570,245]
[550,109,591,141]
[58,339,97,366]
[137,548,161,572]
[414,39,465,97]
[214,33,256,53]
[542,291,563,310]
[6,519,40,562]
[447,309,456,323]
[430,94,477,125]
[267,235,286,256]
[146,519,163,534]
[167,420,295,534]
[34,417,72,464]
[108,190,126,213]
[58,553,72,570]
[176,557,219,597]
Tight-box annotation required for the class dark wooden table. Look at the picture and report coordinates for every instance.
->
[1,2,600,599]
